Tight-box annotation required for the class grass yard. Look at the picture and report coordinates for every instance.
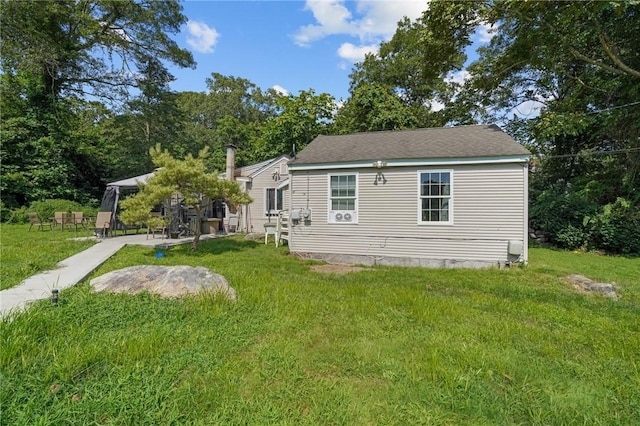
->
[0,224,96,290]
[1,234,639,425]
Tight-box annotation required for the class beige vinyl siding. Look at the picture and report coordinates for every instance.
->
[289,163,527,264]
[245,157,289,232]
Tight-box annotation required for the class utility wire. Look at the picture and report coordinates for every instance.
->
[534,147,640,160]
[584,100,640,115]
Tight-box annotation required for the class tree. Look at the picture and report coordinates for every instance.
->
[119,145,251,251]
[176,74,281,171]
[255,89,336,160]
[463,0,640,252]
[346,1,485,127]
[0,0,194,104]
[0,0,195,207]
[333,83,419,133]
[103,56,187,180]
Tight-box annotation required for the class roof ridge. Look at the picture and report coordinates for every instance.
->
[318,124,497,139]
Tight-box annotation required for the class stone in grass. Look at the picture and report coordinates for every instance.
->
[565,274,619,299]
[90,265,236,300]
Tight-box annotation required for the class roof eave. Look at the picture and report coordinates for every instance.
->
[288,155,531,171]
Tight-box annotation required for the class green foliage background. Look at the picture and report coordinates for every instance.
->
[1,0,638,255]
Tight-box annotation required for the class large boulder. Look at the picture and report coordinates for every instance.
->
[90,265,236,300]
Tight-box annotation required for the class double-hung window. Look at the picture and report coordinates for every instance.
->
[328,173,358,223]
[418,170,452,224]
[265,188,284,217]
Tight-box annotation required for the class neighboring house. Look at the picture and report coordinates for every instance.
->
[224,149,290,232]
[286,124,531,268]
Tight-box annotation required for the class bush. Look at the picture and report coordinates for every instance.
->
[12,199,98,225]
[530,187,598,246]
[556,225,587,250]
[0,200,12,223]
[585,198,640,255]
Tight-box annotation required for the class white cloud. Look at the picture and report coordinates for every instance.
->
[337,42,378,62]
[186,21,219,53]
[476,22,497,43]
[294,0,428,62]
[430,100,445,112]
[445,70,471,86]
[272,85,289,96]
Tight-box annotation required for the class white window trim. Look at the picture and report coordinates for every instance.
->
[264,187,284,217]
[417,169,454,225]
[327,172,359,224]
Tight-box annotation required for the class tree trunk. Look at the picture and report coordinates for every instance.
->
[191,207,202,251]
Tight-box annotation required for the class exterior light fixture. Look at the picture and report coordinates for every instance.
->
[51,288,59,305]
[373,160,387,169]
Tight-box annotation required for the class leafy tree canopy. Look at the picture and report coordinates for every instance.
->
[0,0,194,103]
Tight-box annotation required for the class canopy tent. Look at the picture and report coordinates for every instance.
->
[99,171,156,231]
[105,171,156,190]
[98,170,226,235]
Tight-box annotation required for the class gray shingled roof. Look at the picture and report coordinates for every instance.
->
[289,124,530,165]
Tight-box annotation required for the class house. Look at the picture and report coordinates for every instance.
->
[224,146,290,233]
[286,124,531,268]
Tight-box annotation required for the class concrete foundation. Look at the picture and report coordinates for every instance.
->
[292,251,507,269]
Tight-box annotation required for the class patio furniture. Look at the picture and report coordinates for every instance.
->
[264,223,277,245]
[146,213,168,240]
[117,220,141,235]
[53,212,72,230]
[53,212,76,230]
[226,214,238,233]
[28,213,53,231]
[71,212,86,231]
[89,211,112,238]
[276,210,289,247]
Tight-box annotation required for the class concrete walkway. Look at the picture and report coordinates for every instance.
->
[0,233,219,318]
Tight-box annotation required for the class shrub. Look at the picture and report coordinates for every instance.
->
[555,224,587,250]
[585,198,640,255]
[27,199,96,224]
[6,206,29,224]
[529,187,598,245]
[0,200,12,223]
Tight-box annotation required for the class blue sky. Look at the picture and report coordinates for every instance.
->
[166,1,494,103]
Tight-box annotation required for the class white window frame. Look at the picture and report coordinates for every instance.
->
[417,169,453,225]
[265,187,284,217]
[327,172,358,224]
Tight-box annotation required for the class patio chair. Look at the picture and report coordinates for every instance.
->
[52,211,75,230]
[71,212,86,231]
[89,211,112,238]
[146,213,168,240]
[53,212,66,230]
[226,214,238,233]
[28,213,53,231]
[276,210,289,247]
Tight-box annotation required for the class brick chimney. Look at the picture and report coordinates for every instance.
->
[225,145,236,181]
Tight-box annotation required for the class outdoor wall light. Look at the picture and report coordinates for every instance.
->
[373,160,387,169]
[373,172,387,185]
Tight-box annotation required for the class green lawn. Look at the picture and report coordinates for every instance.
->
[1,234,639,425]
[0,224,96,290]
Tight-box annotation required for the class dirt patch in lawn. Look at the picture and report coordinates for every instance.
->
[310,264,369,274]
[564,274,619,299]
